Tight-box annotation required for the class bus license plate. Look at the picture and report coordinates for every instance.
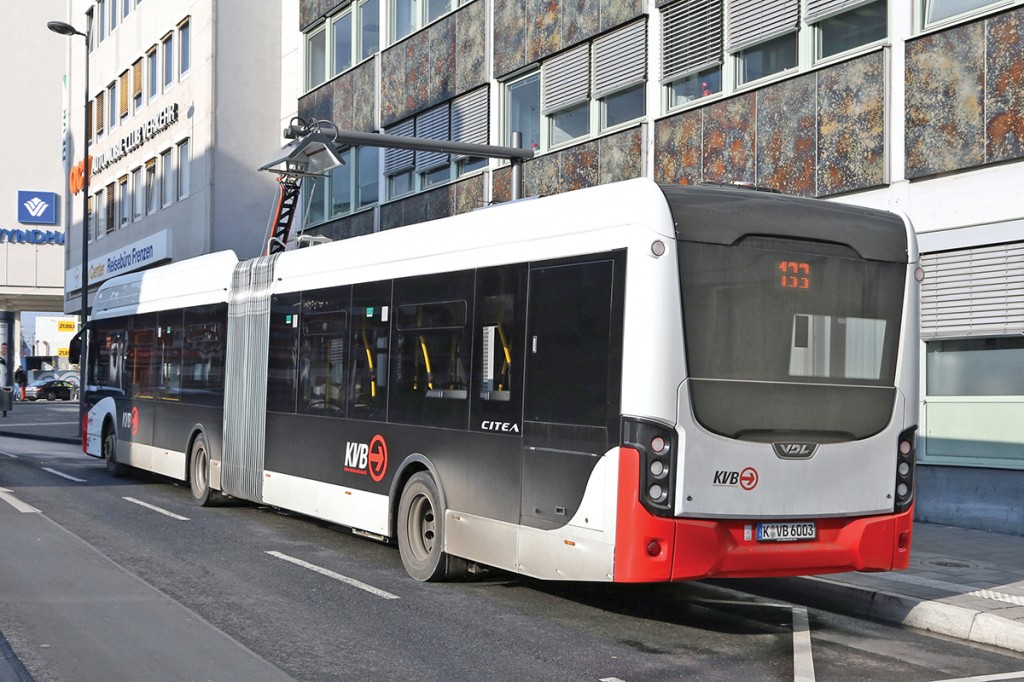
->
[756,522,816,543]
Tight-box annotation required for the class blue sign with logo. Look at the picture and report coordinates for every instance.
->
[17,191,58,225]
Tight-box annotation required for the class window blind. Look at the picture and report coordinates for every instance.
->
[414,104,451,171]
[451,87,488,159]
[541,43,591,115]
[119,71,130,117]
[926,0,999,25]
[133,59,143,97]
[662,0,722,82]
[804,0,871,23]
[383,118,415,174]
[726,0,800,52]
[593,19,647,99]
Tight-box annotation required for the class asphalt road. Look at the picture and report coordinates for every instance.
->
[1,436,1023,682]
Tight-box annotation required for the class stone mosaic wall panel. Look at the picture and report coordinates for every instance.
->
[758,73,816,196]
[655,51,886,197]
[817,52,885,195]
[703,94,756,185]
[380,175,486,230]
[492,126,644,202]
[906,23,985,178]
[381,1,487,126]
[299,0,343,31]
[298,59,377,132]
[307,209,376,241]
[987,10,1024,163]
[494,0,642,77]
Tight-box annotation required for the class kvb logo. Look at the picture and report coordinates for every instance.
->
[712,466,758,491]
[120,407,139,436]
[344,434,388,482]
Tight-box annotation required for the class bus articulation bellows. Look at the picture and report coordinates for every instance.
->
[80,178,919,582]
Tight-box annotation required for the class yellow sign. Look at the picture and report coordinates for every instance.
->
[58,321,77,332]
[58,348,70,357]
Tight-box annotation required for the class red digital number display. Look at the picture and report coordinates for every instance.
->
[778,260,810,289]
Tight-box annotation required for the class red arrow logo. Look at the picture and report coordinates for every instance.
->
[739,467,758,491]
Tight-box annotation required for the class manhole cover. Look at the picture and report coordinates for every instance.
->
[920,557,977,569]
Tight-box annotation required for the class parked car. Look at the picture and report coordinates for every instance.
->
[23,379,75,401]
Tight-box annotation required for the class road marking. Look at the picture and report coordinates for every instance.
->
[266,550,399,600]
[42,467,87,483]
[0,451,17,458]
[930,672,1024,681]
[792,607,815,682]
[694,599,815,682]
[0,487,40,513]
[123,496,190,521]
[883,572,1024,607]
[599,678,626,681]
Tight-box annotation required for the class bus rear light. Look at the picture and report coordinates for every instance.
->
[646,540,662,557]
[622,418,677,516]
[894,426,917,513]
[81,413,89,452]
[898,531,910,550]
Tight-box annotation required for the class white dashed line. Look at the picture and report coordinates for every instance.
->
[930,672,1024,682]
[122,496,190,521]
[792,607,815,682]
[266,550,399,600]
[42,467,87,482]
[0,487,40,513]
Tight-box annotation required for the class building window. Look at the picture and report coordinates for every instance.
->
[119,70,130,123]
[812,0,887,60]
[147,47,158,101]
[106,183,116,234]
[390,0,462,42]
[123,0,131,19]
[107,82,118,131]
[179,20,191,77]
[95,90,105,137]
[132,58,144,112]
[118,176,130,228]
[385,87,488,198]
[737,32,798,85]
[145,158,158,214]
[110,0,118,32]
[98,0,107,43]
[132,167,144,220]
[87,8,95,52]
[94,189,105,240]
[161,149,174,207]
[303,146,379,225]
[306,25,327,89]
[177,139,190,199]
[304,1,379,92]
[504,21,646,153]
[162,33,174,90]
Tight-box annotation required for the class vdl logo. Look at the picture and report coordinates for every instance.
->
[17,191,58,225]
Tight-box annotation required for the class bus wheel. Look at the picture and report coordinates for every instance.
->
[103,424,129,478]
[189,433,225,507]
[398,472,455,582]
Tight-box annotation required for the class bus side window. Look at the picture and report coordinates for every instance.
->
[128,314,159,399]
[348,280,391,422]
[299,285,350,416]
[156,310,183,401]
[267,293,300,414]
[91,319,127,393]
[390,271,473,430]
[472,264,527,433]
[181,304,227,406]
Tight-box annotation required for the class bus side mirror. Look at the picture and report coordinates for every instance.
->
[69,330,83,365]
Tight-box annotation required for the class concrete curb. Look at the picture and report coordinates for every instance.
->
[0,431,79,446]
[725,575,1024,654]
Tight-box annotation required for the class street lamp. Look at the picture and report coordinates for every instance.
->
[48,19,90,410]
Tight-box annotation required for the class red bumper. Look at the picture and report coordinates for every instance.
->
[614,448,914,582]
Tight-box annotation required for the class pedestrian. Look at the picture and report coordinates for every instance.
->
[14,366,26,401]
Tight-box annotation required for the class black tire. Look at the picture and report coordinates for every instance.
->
[103,423,130,478]
[189,432,226,506]
[46,391,55,401]
[397,472,455,582]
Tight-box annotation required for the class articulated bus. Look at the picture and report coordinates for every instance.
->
[80,178,919,582]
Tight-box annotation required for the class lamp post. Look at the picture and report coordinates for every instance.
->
[47,19,90,410]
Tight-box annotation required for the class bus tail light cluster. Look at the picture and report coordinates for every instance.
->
[622,418,677,516]
[895,426,916,512]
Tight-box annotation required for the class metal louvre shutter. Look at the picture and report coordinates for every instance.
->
[593,20,647,99]
[133,59,143,97]
[96,91,105,133]
[921,242,1024,338]
[119,71,130,117]
[541,43,590,114]
[662,0,722,82]
[804,0,870,22]
[86,100,93,142]
[451,87,488,159]
[105,183,115,234]
[926,0,999,24]
[414,104,451,171]
[383,118,414,174]
[727,0,800,52]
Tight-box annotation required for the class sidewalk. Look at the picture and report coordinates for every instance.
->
[2,417,1023,657]
[723,521,1024,653]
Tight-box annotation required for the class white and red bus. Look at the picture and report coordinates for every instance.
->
[79,178,919,582]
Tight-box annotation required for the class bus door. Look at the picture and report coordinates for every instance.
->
[522,254,624,530]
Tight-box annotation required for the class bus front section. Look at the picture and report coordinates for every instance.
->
[615,185,919,582]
